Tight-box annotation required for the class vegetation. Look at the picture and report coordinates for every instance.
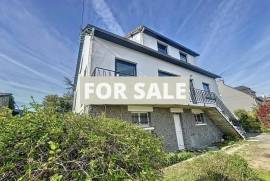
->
[163,152,261,181]
[42,77,74,113]
[235,109,263,133]
[43,93,73,112]
[165,151,195,166]
[0,107,166,180]
[257,101,270,128]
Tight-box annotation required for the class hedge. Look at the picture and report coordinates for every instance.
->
[0,107,166,180]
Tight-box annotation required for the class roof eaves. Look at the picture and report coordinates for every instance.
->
[141,26,200,56]
[86,25,220,79]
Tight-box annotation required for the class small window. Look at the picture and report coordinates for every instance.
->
[115,59,136,76]
[158,70,176,77]
[157,42,167,54]
[131,112,150,127]
[194,113,205,125]
[202,83,210,92]
[180,52,187,62]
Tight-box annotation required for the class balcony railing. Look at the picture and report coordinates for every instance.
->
[190,88,241,127]
[92,67,135,76]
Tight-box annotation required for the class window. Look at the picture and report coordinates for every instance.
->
[131,112,150,127]
[158,70,176,77]
[157,42,167,54]
[180,52,187,62]
[202,83,210,92]
[194,113,205,125]
[115,59,136,76]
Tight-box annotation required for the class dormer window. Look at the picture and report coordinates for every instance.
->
[157,42,167,54]
[180,52,187,62]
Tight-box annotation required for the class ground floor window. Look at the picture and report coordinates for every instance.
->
[194,113,206,125]
[131,112,150,127]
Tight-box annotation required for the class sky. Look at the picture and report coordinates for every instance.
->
[0,0,270,106]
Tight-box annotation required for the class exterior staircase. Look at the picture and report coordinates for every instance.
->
[190,88,246,139]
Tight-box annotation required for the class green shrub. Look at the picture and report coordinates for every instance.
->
[164,152,260,181]
[165,151,194,166]
[0,107,166,180]
[235,109,262,133]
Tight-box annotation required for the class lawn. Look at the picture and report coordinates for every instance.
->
[163,134,270,181]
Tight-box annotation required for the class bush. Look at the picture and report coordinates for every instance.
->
[257,102,270,128]
[165,151,194,166]
[235,109,262,133]
[164,152,260,181]
[0,107,166,180]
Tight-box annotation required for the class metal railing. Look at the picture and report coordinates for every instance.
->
[92,67,135,77]
[190,88,242,128]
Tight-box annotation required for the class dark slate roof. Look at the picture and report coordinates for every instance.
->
[126,25,200,56]
[74,24,221,85]
[0,93,12,97]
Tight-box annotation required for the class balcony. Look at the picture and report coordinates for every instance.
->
[190,88,241,127]
[92,67,135,76]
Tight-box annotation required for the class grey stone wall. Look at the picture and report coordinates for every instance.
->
[181,109,223,149]
[87,105,223,151]
[150,108,178,151]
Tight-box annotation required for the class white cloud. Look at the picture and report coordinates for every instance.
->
[0,0,76,105]
[90,0,124,35]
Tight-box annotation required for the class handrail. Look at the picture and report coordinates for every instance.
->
[190,88,242,128]
[92,67,135,76]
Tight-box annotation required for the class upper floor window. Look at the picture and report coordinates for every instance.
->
[115,59,137,76]
[180,52,187,62]
[157,42,167,54]
[158,70,176,77]
[202,83,210,92]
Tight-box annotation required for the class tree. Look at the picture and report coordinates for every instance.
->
[257,101,270,128]
[43,94,73,112]
[42,77,74,112]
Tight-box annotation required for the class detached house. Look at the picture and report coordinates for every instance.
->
[73,25,245,151]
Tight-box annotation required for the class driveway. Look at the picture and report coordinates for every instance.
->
[224,133,270,171]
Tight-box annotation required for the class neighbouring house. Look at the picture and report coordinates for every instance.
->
[234,86,256,98]
[217,80,258,113]
[0,92,13,107]
[73,24,245,151]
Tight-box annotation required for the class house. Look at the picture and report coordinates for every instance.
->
[0,93,13,108]
[217,80,258,113]
[234,86,264,105]
[73,24,245,151]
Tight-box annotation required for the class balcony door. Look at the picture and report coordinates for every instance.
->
[115,59,136,76]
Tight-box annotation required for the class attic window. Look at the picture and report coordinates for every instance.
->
[157,42,167,54]
[180,52,187,62]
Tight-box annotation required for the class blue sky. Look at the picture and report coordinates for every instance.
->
[0,0,270,106]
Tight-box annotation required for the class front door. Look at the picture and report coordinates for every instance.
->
[173,114,185,150]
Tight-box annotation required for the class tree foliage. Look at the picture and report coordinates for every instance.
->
[0,107,166,180]
[257,101,270,128]
[235,109,262,133]
[43,93,73,113]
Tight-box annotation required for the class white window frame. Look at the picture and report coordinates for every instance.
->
[131,112,150,128]
[194,113,207,125]
[179,51,188,62]
[157,41,168,54]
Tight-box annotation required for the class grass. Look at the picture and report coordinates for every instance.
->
[163,151,260,181]
[257,170,270,181]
